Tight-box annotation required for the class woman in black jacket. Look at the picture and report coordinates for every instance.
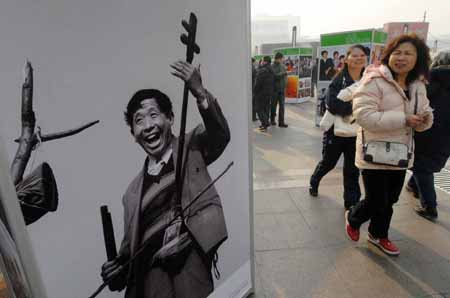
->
[406,50,450,220]
[309,45,367,210]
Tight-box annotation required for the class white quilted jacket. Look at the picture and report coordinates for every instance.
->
[352,65,433,170]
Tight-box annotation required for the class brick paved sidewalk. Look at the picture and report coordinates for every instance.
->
[250,102,450,298]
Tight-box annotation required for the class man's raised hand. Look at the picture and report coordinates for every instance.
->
[170,60,206,100]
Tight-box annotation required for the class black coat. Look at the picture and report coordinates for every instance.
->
[252,64,257,89]
[319,58,334,81]
[326,68,356,117]
[323,68,359,138]
[413,68,450,173]
[254,64,275,107]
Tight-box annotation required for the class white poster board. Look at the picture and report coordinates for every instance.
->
[316,29,386,125]
[274,48,313,104]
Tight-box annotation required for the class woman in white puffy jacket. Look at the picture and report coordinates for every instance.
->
[345,34,433,256]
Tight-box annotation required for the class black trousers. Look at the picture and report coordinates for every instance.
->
[252,95,257,121]
[256,96,270,127]
[271,91,286,124]
[348,169,406,239]
[310,131,361,208]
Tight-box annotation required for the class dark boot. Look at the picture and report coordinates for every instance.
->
[405,179,419,199]
[415,206,438,221]
[309,185,318,197]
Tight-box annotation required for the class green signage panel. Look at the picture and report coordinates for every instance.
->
[299,48,313,55]
[273,47,313,56]
[374,31,387,44]
[321,30,373,46]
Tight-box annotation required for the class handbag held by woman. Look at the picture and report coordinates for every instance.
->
[362,90,418,167]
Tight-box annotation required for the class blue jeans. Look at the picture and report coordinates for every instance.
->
[408,172,437,208]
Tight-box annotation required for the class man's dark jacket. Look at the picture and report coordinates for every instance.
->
[414,68,450,173]
[116,91,230,297]
[253,64,275,108]
[272,62,287,93]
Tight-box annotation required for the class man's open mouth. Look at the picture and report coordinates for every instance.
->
[144,132,161,148]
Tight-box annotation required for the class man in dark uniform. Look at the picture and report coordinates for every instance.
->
[100,60,230,298]
[254,56,275,132]
[271,52,288,127]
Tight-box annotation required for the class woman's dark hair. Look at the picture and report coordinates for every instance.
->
[333,44,367,79]
[381,33,431,85]
[124,89,174,134]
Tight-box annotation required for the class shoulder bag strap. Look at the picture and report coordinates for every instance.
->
[361,128,366,152]
[408,89,418,157]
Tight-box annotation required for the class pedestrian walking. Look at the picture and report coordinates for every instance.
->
[309,45,367,210]
[345,34,433,256]
[406,49,450,221]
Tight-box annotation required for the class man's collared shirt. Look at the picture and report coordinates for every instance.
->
[147,145,173,177]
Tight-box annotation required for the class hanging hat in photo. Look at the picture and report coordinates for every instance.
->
[15,162,59,225]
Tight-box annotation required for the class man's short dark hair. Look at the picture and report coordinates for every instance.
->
[333,51,339,56]
[321,50,328,56]
[124,89,174,133]
[263,56,271,64]
[275,52,283,60]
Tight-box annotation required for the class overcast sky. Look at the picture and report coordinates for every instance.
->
[251,0,450,42]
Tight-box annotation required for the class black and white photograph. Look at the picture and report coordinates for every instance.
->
[0,1,253,298]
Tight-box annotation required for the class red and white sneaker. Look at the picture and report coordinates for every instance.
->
[368,233,400,256]
[345,210,359,241]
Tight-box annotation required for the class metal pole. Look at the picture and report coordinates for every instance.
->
[292,26,297,48]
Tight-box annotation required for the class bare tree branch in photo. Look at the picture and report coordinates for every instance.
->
[10,61,35,186]
[9,60,100,225]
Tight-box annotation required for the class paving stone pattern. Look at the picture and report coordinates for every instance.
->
[250,102,450,298]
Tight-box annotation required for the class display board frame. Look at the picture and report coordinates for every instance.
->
[273,47,314,104]
[315,29,387,125]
